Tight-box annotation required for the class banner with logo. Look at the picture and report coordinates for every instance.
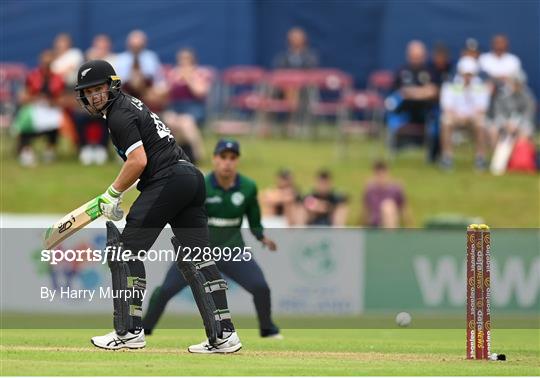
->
[363,229,539,313]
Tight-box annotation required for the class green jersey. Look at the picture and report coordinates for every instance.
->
[205,172,264,247]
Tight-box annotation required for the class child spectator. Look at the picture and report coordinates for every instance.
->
[260,169,302,225]
[300,170,348,226]
[362,160,409,228]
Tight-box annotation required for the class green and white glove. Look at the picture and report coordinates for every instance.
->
[98,185,124,221]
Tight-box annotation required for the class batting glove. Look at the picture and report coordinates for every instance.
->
[99,185,124,221]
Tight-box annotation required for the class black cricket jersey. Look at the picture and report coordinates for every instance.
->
[105,92,189,189]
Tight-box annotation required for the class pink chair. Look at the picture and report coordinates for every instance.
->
[306,69,353,131]
[212,66,266,135]
[252,69,311,135]
[367,70,394,94]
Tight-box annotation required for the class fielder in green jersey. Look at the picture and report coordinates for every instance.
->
[144,139,281,338]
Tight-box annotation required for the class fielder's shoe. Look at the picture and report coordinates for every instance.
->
[188,331,242,354]
[261,332,284,340]
[261,327,284,340]
[91,330,146,350]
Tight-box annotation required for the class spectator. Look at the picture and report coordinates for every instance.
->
[86,34,116,66]
[489,70,536,146]
[362,160,409,228]
[272,27,319,130]
[300,170,348,226]
[13,50,64,166]
[74,36,116,165]
[260,169,302,226]
[427,42,453,163]
[386,40,438,148]
[480,35,524,135]
[115,29,167,109]
[440,57,490,170]
[273,27,318,69]
[462,38,480,60]
[51,33,84,88]
[479,35,522,82]
[161,48,212,163]
[430,42,452,85]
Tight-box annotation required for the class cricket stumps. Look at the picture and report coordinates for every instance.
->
[466,224,492,360]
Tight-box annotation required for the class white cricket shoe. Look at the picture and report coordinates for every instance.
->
[188,331,242,354]
[91,330,146,350]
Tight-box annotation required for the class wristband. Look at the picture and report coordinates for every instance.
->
[107,185,122,198]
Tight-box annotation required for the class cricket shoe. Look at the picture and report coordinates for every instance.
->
[188,331,242,354]
[91,330,146,350]
[261,328,284,340]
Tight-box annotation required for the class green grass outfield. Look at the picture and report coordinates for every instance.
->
[1,133,538,227]
[1,328,539,375]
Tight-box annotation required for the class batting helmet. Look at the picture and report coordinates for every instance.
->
[75,60,121,114]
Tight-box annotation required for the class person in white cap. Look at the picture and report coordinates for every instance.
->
[439,56,491,170]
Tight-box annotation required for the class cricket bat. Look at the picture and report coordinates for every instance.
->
[43,181,138,250]
[490,134,515,176]
[43,196,102,250]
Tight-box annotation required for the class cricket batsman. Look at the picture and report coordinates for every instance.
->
[143,139,281,339]
[74,60,241,353]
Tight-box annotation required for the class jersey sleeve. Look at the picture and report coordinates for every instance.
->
[108,107,143,156]
[246,183,264,240]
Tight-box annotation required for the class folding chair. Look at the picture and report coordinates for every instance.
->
[212,66,266,135]
[252,69,310,136]
[306,68,353,136]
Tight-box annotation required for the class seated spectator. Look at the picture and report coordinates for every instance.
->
[430,42,452,85]
[12,50,64,166]
[260,169,302,225]
[386,40,438,147]
[161,48,212,163]
[440,57,490,170]
[362,160,409,228]
[51,33,84,88]
[461,38,480,60]
[427,42,453,163]
[273,27,318,69]
[86,34,116,67]
[489,70,536,146]
[479,34,522,83]
[115,29,167,110]
[74,35,117,165]
[480,35,525,135]
[300,170,348,226]
[272,27,319,129]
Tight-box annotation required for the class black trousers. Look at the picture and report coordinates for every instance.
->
[143,257,278,335]
[120,161,234,332]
